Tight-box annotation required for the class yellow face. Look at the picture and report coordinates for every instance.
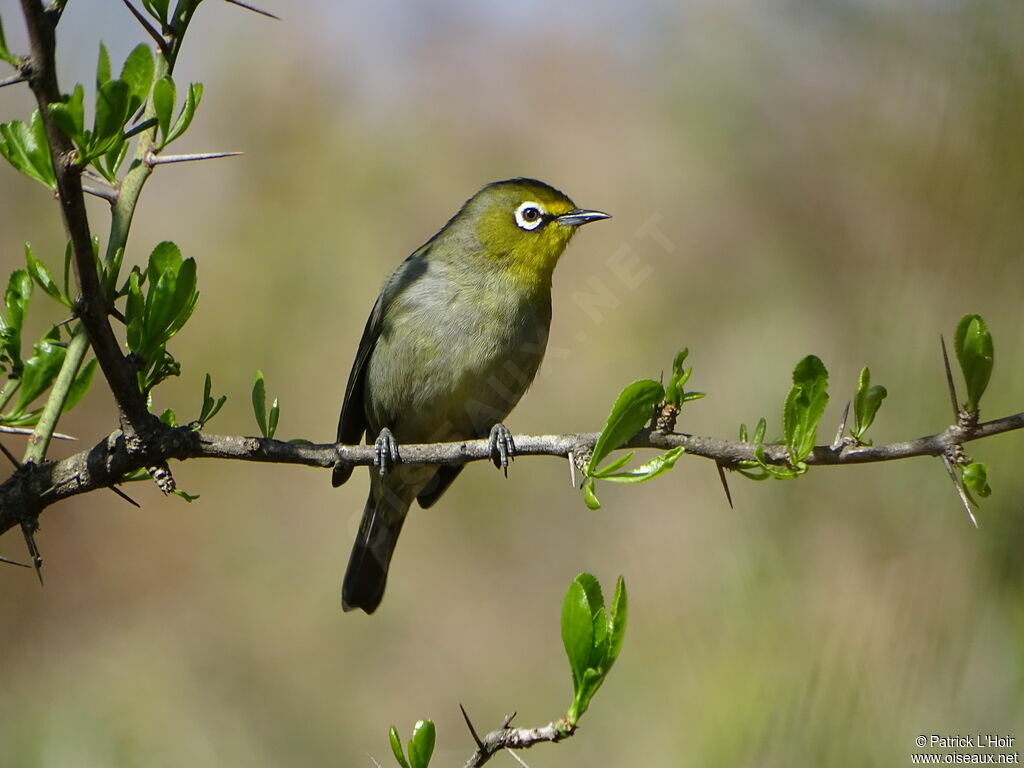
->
[470,179,609,292]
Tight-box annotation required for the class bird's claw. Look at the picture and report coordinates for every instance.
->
[374,427,400,476]
[488,423,516,477]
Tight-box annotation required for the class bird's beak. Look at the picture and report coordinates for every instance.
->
[556,208,612,227]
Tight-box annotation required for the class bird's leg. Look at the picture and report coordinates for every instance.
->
[374,427,400,476]
[487,423,516,477]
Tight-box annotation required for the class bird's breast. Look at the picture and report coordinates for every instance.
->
[365,267,552,441]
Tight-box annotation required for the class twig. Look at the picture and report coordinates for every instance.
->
[462,715,575,768]
[2,411,1024,535]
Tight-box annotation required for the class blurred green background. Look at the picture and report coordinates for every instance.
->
[1,1,1023,765]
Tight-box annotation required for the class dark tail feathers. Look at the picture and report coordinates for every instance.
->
[342,493,406,614]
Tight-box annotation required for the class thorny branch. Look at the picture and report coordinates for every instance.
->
[1,410,1021,536]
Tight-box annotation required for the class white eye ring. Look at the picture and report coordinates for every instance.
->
[514,201,546,231]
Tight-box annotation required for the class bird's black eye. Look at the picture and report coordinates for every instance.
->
[514,201,547,231]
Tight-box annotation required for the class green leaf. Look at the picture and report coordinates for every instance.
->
[166,82,203,145]
[1,269,32,372]
[148,240,182,281]
[389,726,410,768]
[125,268,144,354]
[96,42,111,88]
[954,314,993,412]
[664,347,698,407]
[91,79,131,156]
[600,446,685,483]
[783,355,829,464]
[587,378,664,473]
[120,44,154,112]
[0,111,56,189]
[99,137,129,181]
[164,257,198,337]
[583,477,601,510]
[267,397,280,439]
[562,575,598,691]
[407,720,435,768]
[0,16,19,66]
[4,269,32,335]
[962,462,991,499]
[252,370,268,437]
[562,573,626,724]
[152,76,176,142]
[197,373,227,426]
[159,407,177,427]
[172,487,200,503]
[852,366,887,442]
[49,84,86,150]
[588,451,635,478]
[63,358,97,412]
[607,576,628,666]
[25,243,68,306]
[13,332,65,414]
[141,0,170,24]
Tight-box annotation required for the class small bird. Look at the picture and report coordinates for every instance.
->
[333,178,609,613]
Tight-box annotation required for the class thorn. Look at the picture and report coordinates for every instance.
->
[459,703,485,749]
[122,117,158,140]
[147,150,244,166]
[120,0,169,53]
[223,0,281,20]
[109,485,141,508]
[20,522,44,585]
[0,73,27,89]
[504,748,532,768]
[500,711,517,729]
[0,554,31,568]
[940,335,960,418]
[0,426,77,441]
[109,305,128,325]
[0,440,21,469]
[367,756,384,768]
[831,401,851,450]
[567,451,577,488]
[82,184,118,202]
[941,454,978,528]
[716,461,733,509]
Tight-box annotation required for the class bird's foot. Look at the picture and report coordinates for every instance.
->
[374,427,400,476]
[488,423,516,477]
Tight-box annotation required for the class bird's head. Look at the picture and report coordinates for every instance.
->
[457,178,610,291]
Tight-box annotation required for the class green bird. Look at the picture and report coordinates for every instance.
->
[333,178,609,614]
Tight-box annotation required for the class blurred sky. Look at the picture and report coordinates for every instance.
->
[1,1,1023,766]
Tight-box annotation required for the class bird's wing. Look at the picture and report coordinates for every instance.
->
[333,250,427,487]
